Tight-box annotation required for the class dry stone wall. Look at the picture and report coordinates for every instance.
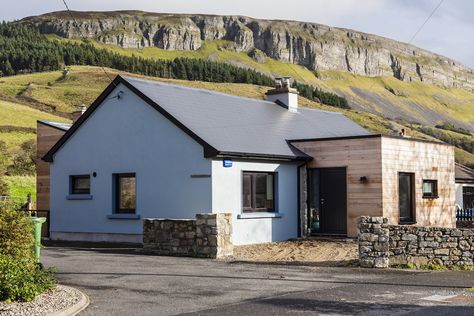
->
[358,216,474,268]
[143,213,233,259]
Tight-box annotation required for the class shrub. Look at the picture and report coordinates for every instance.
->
[0,257,56,302]
[0,177,8,196]
[0,203,56,302]
[7,140,36,176]
[435,122,472,136]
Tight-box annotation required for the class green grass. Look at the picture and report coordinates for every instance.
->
[0,100,67,128]
[4,176,35,200]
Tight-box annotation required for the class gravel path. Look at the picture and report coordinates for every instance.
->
[232,238,358,266]
[0,285,82,316]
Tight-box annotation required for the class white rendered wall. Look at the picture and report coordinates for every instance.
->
[211,159,299,245]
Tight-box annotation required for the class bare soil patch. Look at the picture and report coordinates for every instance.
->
[232,238,358,266]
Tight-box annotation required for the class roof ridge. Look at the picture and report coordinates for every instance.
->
[121,75,349,116]
[120,75,277,106]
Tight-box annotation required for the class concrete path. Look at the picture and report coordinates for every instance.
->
[41,244,474,315]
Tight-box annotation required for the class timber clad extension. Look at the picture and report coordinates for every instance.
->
[292,135,456,237]
[36,121,70,210]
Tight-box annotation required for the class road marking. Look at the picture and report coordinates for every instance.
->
[421,294,457,302]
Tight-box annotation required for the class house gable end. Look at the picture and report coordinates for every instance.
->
[42,75,219,162]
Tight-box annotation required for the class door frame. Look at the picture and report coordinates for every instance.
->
[307,167,348,236]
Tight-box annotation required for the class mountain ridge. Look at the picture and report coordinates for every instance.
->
[19,10,474,91]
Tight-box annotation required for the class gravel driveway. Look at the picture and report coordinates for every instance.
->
[41,243,474,315]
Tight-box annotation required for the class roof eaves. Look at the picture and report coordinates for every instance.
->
[215,151,312,162]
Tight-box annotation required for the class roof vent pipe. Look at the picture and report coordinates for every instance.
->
[265,76,299,112]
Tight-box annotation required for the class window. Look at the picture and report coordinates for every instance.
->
[399,172,415,223]
[242,172,275,213]
[70,175,90,194]
[463,186,474,210]
[422,180,438,198]
[114,173,136,214]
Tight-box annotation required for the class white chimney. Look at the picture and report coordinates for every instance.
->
[71,105,87,123]
[265,76,298,112]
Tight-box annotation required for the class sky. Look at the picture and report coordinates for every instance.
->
[3,0,474,68]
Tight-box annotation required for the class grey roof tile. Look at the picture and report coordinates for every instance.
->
[121,76,370,159]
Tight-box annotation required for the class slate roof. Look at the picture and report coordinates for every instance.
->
[43,75,370,162]
[456,163,474,183]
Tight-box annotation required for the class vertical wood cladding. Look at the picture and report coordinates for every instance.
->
[293,136,456,237]
[36,122,66,210]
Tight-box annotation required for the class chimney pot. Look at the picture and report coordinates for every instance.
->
[274,77,282,89]
[265,76,298,112]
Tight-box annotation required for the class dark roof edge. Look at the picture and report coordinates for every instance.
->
[37,120,71,132]
[456,178,474,184]
[42,75,220,162]
[288,133,452,146]
[216,151,312,162]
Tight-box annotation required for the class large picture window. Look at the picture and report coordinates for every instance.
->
[70,175,90,195]
[242,172,275,213]
[114,173,136,214]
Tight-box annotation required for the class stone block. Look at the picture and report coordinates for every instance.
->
[374,257,389,268]
[459,240,470,251]
[401,234,417,242]
[359,259,375,268]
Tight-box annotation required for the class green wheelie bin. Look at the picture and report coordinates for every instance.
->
[31,217,46,263]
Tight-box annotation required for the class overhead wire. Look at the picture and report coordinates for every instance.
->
[60,0,117,87]
[365,0,445,91]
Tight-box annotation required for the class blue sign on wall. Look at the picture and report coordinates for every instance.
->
[223,159,233,168]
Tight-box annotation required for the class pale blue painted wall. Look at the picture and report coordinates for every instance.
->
[50,83,212,237]
[211,159,299,245]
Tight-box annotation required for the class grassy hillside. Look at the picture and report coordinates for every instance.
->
[1,66,473,169]
[47,36,474,132]
[0,99,68,162]
[0,83,67,197]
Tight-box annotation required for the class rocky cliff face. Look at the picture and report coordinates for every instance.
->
[20,10,474,91]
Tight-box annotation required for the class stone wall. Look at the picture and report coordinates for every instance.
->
[358,216,474,268]
[143,213,233,259]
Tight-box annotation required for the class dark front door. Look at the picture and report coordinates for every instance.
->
[308,167,347,235]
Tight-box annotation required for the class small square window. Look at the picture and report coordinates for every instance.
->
[70,175,90,195]
[422,179,438,198]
